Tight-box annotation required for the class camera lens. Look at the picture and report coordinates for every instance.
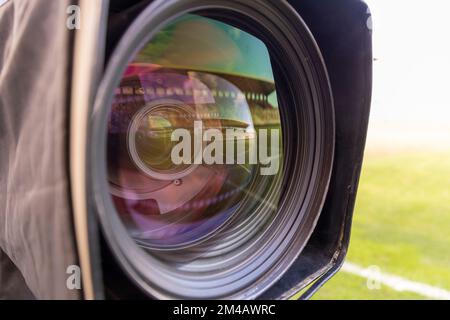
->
[92,0,334,299]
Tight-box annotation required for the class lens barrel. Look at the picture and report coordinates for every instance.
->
[92,0,334,299]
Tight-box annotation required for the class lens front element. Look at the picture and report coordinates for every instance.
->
[107,15,283,250]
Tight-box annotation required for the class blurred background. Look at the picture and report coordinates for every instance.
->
[314,0,450,299]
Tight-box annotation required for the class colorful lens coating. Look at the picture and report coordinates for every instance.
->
[107,14,282,249]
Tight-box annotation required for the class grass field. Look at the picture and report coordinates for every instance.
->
[312,151,450,300]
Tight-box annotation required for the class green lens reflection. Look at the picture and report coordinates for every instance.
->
[137,14,277,88]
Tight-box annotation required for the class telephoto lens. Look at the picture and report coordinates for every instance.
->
[0,0,373,301]
[92,0,335,299]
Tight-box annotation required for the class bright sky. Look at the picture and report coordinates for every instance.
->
[364,0,450,151]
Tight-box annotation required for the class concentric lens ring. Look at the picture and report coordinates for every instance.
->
[127,100,199,181]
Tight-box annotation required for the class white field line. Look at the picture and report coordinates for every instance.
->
[342,262,450,300]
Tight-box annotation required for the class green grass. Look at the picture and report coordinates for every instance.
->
[313,151,450,300]
[312,272,426,300]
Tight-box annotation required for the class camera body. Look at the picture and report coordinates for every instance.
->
[0,0,371,300]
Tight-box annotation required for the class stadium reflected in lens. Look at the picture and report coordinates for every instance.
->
[107,14,283,249]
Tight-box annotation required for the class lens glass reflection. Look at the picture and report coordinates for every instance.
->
[107,14,283,249]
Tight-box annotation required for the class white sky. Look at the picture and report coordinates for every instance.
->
[364,0,450,151]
